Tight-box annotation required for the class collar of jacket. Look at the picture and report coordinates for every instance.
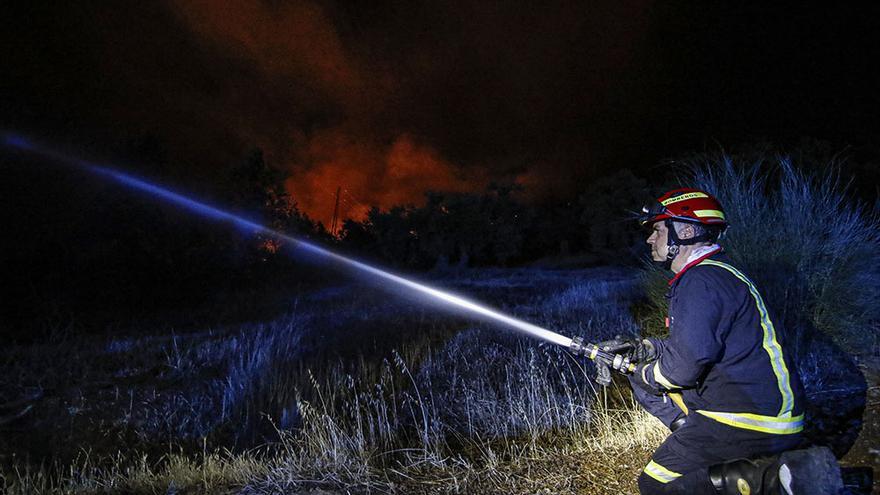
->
[667,244,723,286]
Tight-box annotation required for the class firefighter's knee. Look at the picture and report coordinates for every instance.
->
[638,470,663,495]
[639,465,716,494]
[637,469,683,494]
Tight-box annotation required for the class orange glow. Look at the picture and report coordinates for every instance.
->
[170,0,487,225]
[259,238,281,254]
[159,0,655,226]
[171,0,502,226]
[286,133,486,225]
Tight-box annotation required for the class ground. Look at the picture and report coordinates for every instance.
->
[0,266,876,494]
[840,358,880,493]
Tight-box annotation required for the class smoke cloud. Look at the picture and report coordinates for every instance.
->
[169,0,484,222]
[2,1,656,223]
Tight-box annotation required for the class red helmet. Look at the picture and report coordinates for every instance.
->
[640,188,727,227]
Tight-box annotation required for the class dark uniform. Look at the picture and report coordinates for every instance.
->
[630,248,805,494]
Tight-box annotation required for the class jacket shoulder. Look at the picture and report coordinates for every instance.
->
[675,261,747,296]
[678,262,734,285]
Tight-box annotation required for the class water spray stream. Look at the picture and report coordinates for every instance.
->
[3,134,574,348]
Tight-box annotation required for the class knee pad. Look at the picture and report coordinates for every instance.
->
[708,457,778,495]
[708,447,843,495]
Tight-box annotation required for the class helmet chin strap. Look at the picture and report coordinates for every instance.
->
[661,244,680,270]
[658,219,699,271]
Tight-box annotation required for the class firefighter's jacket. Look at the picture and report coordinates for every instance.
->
[636,249,806,436]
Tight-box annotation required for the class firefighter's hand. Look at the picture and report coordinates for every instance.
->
[630,339,657,364]
[596,336,656,364]
[629,362,664,396]
[596,335,638,355]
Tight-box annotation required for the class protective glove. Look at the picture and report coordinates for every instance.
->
[596,336,657,366]
[590,336,658,387]
[630,338,657,364]
[629,361,664,395]
[595,335,638,355]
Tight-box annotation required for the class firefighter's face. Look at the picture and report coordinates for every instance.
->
[646,221,668,261]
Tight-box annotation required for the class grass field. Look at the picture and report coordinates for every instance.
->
[1,260,873,494]
[1,266,676,494]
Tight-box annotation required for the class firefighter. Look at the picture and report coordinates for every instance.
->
[617,188,817,494]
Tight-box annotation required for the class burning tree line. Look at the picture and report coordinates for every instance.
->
[259,154,652,269]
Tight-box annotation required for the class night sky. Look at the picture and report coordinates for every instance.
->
[3,2,879,224]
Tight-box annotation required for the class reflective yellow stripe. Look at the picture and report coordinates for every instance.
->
[661,192,708,205]
[668,392,689,415]
[589,347,598,359]
[644,460,682,483]
[696,410,804,435]
[692,209,725,219]
[652,361,680,389]
[652,364,690,414]
[698,260,795,416]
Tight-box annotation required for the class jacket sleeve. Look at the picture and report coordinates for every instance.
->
[641,273,725,390]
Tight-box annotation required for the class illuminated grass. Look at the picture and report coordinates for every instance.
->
[1,392,664,495]
[1,268,660,494]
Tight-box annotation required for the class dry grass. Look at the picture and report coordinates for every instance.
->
[0,267,663,495]
[2,390,665,494]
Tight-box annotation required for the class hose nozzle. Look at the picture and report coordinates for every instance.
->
[569,336,637,374]
[569,336,587,356]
